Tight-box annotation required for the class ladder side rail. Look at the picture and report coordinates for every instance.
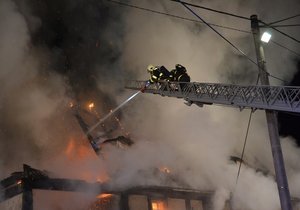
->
[124,80,300,113]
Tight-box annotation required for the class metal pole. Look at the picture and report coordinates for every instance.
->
[251,14,292,210]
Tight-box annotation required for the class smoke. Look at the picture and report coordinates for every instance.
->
[212,188,231,210]
[106,0,300,209]
[0,0,300,209]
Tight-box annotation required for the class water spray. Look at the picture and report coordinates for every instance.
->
[86,81,150,134]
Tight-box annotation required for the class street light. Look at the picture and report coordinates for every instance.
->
[261,31,272,43]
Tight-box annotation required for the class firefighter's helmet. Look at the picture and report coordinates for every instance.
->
[147,64,155,72]
[175,64,186,72]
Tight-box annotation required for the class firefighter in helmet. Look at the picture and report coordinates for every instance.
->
[147,64,172,83]
[170,64,190,89]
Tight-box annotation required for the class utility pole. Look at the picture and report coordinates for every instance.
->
[251,15,292,210]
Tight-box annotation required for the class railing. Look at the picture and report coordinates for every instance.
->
[125,80,300,113]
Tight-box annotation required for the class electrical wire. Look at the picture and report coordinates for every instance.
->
[169,0,250,20]
[107,0,290,83]
[271,40,300,58]
[236,73,260,184]
[106,0,250,33]
[236,109,253,184]
[107,0,300,61]
[175,1,257,65]
[268,14,300,25]
[260,20,300,44]
[262,24,300,28]
[268,74,288,83]
[174,0,288,83]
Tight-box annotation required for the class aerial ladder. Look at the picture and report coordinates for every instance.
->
[125,80,300,113]
[126,79,300,210]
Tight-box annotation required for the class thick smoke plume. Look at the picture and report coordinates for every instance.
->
[0,0,300,209]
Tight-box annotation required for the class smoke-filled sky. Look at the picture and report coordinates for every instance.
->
[0,0,300,209]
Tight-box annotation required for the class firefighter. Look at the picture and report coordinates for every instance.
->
[147,64,172,83]
[170,64,190,90]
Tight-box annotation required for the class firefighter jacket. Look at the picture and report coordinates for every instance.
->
[149,66,172,83]
[170,64,190,82]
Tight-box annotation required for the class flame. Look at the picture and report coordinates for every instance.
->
[63,137,110,182]
[96,194,113,199]
[64,138,93,160]
[152,201,165,210]
[88,102,95,110]
[159,166,171,174]
[69,102,74,108]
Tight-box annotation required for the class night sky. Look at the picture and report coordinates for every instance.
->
[278,61,300,145]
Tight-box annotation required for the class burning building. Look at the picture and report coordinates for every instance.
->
[0,165,229,210]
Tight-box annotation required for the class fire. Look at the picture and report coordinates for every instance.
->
[65,138,75,157]
[152,201,165,210]
[63,137,110,182]
[159,166,171,174]
[96,194,113,199]
[64,138,93,160]
[88,102,95,110]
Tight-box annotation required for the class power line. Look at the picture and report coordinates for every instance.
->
[174,0,287,83]
[106,0,250,33]
[107,0,300,59]
[262,24,300,28]
[268,73,288,83]
[174,1,257,65]
[236,109,253,184]
[268,14,300,25]
[107,0,290,83]
[260,20,300,44]
[236,73,260,184]
[169,0,250,20]
[271,40,300,58]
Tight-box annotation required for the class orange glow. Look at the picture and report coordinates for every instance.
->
[152,201,165,210]
[159,166,171,174]
[96,176,104,183]
[96,193,113,199]
[64,138,94,160]
[65,138,75,157]
[63,137,110,182]
[88,102,95,110]
[17,180,22,185]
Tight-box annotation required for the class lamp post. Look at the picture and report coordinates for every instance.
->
[251,15,292,210]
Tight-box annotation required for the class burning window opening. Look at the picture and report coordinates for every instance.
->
[151,200,166,210]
